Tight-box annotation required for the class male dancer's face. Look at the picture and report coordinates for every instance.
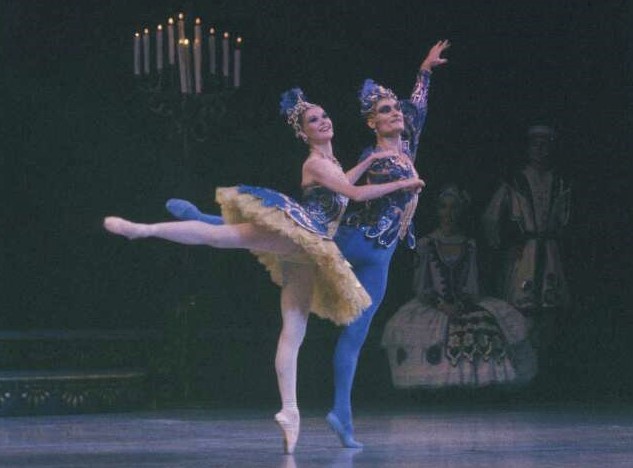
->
[369,98,404,137]
[527,134,552,166]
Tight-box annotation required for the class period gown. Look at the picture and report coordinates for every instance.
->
[382,230,536,388]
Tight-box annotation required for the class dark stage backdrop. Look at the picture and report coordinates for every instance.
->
[2,0,631,403]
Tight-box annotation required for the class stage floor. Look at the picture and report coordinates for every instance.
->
[1,403,632,467]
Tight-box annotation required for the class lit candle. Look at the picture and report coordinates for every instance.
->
[222,32,229,78]
[208,27,217,75]
[194,18,202,43]
[194,38,202,93]
[143,28,150,75]
[156,25,164,71]
[233,37,242,88]
[133,32,141,75]
[177,39,187,94]
[177,13,185,40]
[184,39,193,94]
[167,17,175,65]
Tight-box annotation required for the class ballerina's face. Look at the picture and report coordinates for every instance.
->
[300,106,334,144]
[438,195,461,229]
[369,98,404,137]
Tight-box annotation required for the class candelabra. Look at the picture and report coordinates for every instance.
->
[132,12,243,195]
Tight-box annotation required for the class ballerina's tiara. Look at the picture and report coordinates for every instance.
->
[359,79,398,117]
[279,88,318,137]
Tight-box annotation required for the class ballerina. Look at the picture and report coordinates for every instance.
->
[104,88,424,454]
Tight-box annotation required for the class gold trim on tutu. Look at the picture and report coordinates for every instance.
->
[216,186,371,325]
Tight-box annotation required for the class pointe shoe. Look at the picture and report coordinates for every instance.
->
[326,412,363,449]
[165,199,224,225]
[103,216,146,240]
[275,410,300,454]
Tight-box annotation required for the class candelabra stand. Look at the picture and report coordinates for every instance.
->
[129,15,244,403]
[136,70,236,196]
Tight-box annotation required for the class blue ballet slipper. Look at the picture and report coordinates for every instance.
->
[326,411,363,449]
[165,199,224,225]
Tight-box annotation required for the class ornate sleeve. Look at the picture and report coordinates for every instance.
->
[481,182,510,248]
[412,237,438,305]
[402,70,432,164]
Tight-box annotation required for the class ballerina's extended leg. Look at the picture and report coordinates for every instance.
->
[103,217,299,254]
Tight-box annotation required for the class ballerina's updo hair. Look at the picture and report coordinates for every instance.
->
[279,88,318,139]
[437,184,471,211]
[358,79,398,119]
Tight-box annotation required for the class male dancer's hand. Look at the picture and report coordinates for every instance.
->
[420,40,450,72]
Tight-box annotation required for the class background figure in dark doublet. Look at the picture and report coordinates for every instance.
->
[482,125,571,371]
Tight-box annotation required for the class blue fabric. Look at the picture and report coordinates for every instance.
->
[236,185,332,237]
[165,199,225,225]
[330,226,397,431]
[166,184,347,239]
[343,70,431,249]
[329,70,431,439]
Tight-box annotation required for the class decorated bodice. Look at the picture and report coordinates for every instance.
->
[342,70,431,249]
[236,184,347,239]
[301,185,349,237]
[413,233,479,306]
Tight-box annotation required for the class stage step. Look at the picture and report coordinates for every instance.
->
[0,368,148,416]
[0,330,158,416]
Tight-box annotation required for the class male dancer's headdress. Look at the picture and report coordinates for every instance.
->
[358,79,398,118]
[279,88,318,138]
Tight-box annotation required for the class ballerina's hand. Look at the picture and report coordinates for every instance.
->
[420,39,450,71]
[369,150,397,164]
[402,177,426,193]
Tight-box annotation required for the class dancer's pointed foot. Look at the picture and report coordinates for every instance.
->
[165,198,224,225]
[326,412,363,449]
[103,216,149,240]
[275,409,300,454]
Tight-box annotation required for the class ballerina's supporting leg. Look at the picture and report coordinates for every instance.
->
[274,262,313,454]
[103,217,299,255]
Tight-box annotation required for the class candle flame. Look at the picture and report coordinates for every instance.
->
[157,24,163,30]
[178,13,184,20]
[237,36,243,44]
[135,32,140,37]
[183,39,190,45]
[223,32,230,39]
[210,27,216,34]
[195,18,201,25]
[168,17,174,24]
[143,28,149,34]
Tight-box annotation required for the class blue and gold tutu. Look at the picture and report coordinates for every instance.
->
[216,184,371,325]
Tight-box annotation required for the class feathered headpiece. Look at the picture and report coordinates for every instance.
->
[358,79,398,118]
[279,88,317,138]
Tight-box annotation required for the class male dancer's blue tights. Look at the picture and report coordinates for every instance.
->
[327,225,397,448]
[166,200,396,449]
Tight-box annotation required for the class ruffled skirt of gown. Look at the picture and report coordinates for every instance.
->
[216,185,371,326]
[381,296,537,388]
